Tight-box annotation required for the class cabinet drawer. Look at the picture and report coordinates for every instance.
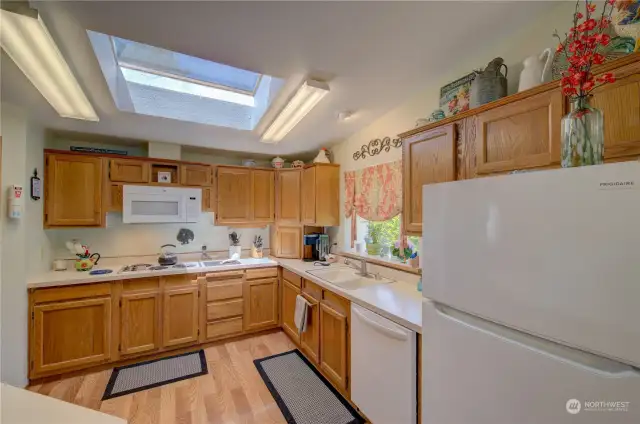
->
[302,279,322,301]
[162,274,197,288]
[207,299,243,320]
[206,317,243,340]
[322,290,350,316]
[246,267,278,280]
[123,277,160,292]
[282,268,302,288]
[205,270,245,282]
[207,281,243,301]
[32,283,111,304]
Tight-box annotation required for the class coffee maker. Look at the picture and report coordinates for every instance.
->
[303,234,330,262]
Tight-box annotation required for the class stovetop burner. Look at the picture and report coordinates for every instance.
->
[120,263,152,272]
[148,265,168,271]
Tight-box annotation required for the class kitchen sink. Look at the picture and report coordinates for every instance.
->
[201,260,241,267]
[306,267,392,291]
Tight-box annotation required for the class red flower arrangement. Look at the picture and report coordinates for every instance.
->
[554,0,618,101]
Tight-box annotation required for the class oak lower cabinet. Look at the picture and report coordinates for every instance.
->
[244,277,279,331]
[281,279,301,341]
[320,292,350,393]
[300,292,320,364]
[30,286,112,377]
[120,291,161,356]
[45,153,105,227]
[202,270,245,342]
[163,285,199,348]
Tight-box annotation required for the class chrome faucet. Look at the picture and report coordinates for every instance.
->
[201,245,212,261]
[344,258,372,278]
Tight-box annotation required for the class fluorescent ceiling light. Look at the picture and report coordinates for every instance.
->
[0,8,98,121]
[262,79,329,143]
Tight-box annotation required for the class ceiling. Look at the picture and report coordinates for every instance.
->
[1,1,556,156]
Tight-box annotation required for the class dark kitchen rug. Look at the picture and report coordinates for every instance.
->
[254,349,364,424]
[102,350,207,400]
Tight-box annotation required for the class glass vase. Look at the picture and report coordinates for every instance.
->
[561,97,604,168]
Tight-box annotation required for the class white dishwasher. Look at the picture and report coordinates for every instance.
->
[351,303,417,424]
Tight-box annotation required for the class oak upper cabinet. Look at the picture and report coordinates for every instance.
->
[202,187,214,212]
[45,153,104,227]
[402,125,456,235]
[244,277,278,331]
[475,89,563,174]
[252,169,275,223]
[162,285,199,348]
[109,159,150,183]
[181,164,213,186]
[217,167,252,224]
[108,183,123,212]
[301,165,340,226]
[120,291,161,356]
[276,169,301,224]
[319,292,350,393]
[281,278,301,342]
[590,60,640,160]
[31,295,111,376]
[273,225,302,258]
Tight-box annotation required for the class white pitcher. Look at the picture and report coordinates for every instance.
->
[518,48,553,92]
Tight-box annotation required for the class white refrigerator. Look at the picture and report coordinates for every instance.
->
[421,162,640,424]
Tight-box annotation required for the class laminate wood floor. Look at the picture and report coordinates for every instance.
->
[27,331,297,424]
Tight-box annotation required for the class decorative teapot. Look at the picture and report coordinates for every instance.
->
[470,57,508,108]
[75,253,100,271]
[518,48,553,92]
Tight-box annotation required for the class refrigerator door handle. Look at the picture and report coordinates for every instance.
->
[434,302,640,377]
[353,307,409,341]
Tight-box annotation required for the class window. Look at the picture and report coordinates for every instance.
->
[354,215,420,260]
[87,31,284,129]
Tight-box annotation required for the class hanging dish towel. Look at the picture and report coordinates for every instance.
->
[294,295,310,334]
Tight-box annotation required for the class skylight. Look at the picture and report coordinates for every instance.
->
[88,31,284,130]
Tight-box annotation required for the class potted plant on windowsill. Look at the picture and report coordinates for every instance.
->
[392,239,419,266]
[365,226,382,256]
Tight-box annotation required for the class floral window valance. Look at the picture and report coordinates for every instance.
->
[345,160,402,222]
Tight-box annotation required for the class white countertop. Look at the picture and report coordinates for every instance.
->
[28,257,279,288]
[277,258,422,333]
[0,383,127,424]
[28,257,422,333]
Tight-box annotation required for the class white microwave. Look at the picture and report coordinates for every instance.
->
[123,185,201,224]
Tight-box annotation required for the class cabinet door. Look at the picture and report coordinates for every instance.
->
[110,159,150,183]
[181,164,212,186]
[301,167,316,224]
[314,165,340,226]
[202,187,213,212]
[163,286,199,347]
[475,89,563,174]
[300,293,320,364]
[320,302,348,392]
[276,170,301,224]
[108,183,123,212]
[402,125,456,235]
[244,278,278,331]
[46,154,104,226]
[217,167,252,223]
[120,291,160,356]
[281,279,301,343]
[590,64,640,160]
[252,170,275,222]
[32,298,111,376]
[275,226,302,258]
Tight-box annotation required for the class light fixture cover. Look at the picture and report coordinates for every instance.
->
[0,9,98,121]
[261,79,329,143]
